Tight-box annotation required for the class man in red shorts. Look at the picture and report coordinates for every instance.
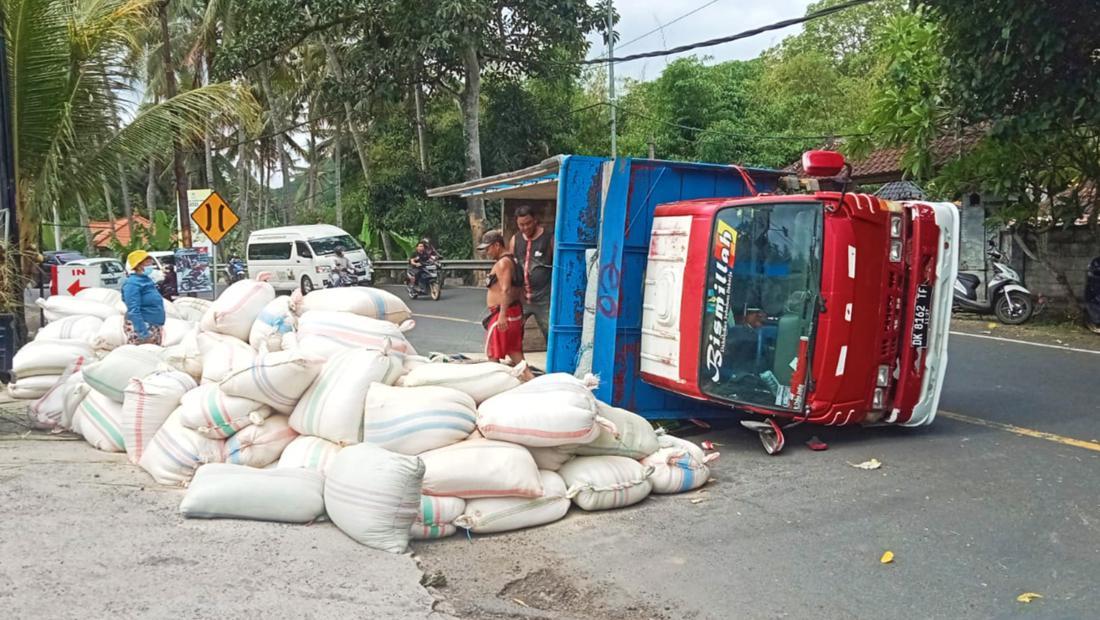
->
[478,230,532,377]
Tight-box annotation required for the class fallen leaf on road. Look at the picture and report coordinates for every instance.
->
[513,598,530,608]
[880,551,894,564]
[848,458,882,470]
[1016,593,1043,603]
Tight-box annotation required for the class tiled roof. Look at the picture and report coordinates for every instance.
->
[90,215,152,248]
[785,131,986,183]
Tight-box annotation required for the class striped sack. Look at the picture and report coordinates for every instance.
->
[641,434,719,494]
[419,437,543,499]
[476,373,615,448]
[74,390,126,452]
[289,349,403,445]
[559,456,654,511]
[198,332,256,384]
[410,495,466,540]
[296,310,417,360]
[34,315,103,343]
[29,357,88,429]
[122,369,198,464]
[277,435,343,476]
[139,410,225,487]
[572,401,659,459]
[363,384,478,455]
[93,314,126,352]
[160,329,203,381]
[454,470,571,534]
[325,444,425,553]
[295,287,412,325]
[178,383,272,439]
[13,339,95,379]
[248,296,297,352]
[173,296,212,322]
[401,361,525,404]
[180,464,325,523]
[200,279,275,341]
[82,345,164,403]
[223,415,298,468]
[219,349,323,414]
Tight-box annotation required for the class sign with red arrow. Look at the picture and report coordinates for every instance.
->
[51,265,102,296]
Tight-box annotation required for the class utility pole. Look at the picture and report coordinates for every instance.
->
[607,0,616,159]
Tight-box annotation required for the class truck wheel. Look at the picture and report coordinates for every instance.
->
[300,275,315,295]
[995,291,1033,325]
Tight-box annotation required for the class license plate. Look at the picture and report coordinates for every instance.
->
[911,284,932,348]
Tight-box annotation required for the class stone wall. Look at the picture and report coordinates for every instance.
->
[999,227,1100,313]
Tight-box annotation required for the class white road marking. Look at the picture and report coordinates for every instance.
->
[412,313,480,325]
[950,331,1100,355]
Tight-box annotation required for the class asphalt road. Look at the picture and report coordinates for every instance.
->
[392,285,1100,619]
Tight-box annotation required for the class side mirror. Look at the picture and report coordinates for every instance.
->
[801,150,846,177]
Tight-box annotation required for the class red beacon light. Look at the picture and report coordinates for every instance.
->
[801,150,846,177]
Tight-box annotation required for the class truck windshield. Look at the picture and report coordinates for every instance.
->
[698,202,823,410]
[310,235,360,256]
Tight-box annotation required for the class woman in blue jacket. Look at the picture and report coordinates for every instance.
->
[122,250,166,345]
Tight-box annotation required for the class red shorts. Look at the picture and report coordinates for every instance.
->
[484,304,524,360]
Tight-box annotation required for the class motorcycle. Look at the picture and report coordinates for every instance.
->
[1086,256,1100,334]
[406,260,442,300]
[953,240,1036,325]
[325,268,356,288]
[225,259,247,284]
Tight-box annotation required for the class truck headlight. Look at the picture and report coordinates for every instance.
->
[890,216,902,238]
[876,365,891,387]
[889,240,903,262]
[872,388,885,410]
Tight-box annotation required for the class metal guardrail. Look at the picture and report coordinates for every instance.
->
[372,260,493,271]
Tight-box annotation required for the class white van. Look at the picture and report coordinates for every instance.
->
[246,224,373,293]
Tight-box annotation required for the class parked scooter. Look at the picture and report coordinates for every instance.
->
[406,260,443,300]
[953,240,1036,324]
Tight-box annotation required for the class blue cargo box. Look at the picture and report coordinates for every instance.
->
[428,155,779,419]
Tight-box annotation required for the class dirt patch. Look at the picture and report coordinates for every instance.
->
[498,568,587,612]
[951,315,1100,350]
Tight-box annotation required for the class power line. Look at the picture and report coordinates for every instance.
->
[581,0,880,65]
[587,0,722,62]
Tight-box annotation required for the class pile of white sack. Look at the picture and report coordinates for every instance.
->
[15,281,718,554]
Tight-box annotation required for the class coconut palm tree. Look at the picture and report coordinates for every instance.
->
[4,0,258,282]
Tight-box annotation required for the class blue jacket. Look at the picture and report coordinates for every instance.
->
[122,273,165,337]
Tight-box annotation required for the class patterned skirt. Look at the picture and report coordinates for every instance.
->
[124,320,163,346]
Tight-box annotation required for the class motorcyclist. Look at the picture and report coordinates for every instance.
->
[227,254,246,282]
[408,241,436,291]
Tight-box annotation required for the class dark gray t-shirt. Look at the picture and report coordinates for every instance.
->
[514,231,553,302]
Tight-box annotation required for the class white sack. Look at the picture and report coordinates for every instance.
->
[526,446,576,472]
[325,444,425,553]
[160,328,202,381]
[75,287,122,307]
[60,374,90,430]
[34,315,103,343]
[160,317,196,347]
[219,349,322,414]
[139,410,225,486]
[277,435,343,476]
[8,375,62,400]
[642,435,719,494]
[362,384,477,455]
[13,339,95,378]
[248,296,296,352]
[29,361,86,429]
[197,332,256,384]
[121,369,197,464]
[559,456,654,511]
[295,287,412,324]
[223,415,297,468]
[93,314,126,351]
[36,296,119,322]
[477,373,609,447]
[454,470,570,534]
[74,390,126,452]
[420,437,543,499]
[296,310,417,359]
[178,383,272,439]
[162,297,182,320]
[173,296,213,322]
[410,495,466,540]
[289,349,403,445]
[572,402,659,459]
[180,463,325,523]
[200,279,275,340]
[82,345,164,402]
[401,361,526,404]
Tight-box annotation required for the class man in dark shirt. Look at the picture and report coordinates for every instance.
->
[509,205,553,340]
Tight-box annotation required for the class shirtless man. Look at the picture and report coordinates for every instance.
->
[477,230,531,377]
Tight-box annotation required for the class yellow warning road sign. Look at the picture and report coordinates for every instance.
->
[190,191,238,245]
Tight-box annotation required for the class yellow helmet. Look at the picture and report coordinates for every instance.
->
[127,250,151,270]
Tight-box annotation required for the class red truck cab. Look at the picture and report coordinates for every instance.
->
[639,180,959,432]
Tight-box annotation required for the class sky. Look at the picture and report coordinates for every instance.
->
[588,0,815,82]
